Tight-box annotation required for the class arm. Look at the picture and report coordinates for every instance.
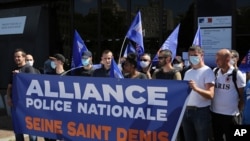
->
[174,71,182,80]
[189,80,214,99]
[6,84,12,106]
[236,71,246,111]
[145,71,152,79]
[151,69,159,79]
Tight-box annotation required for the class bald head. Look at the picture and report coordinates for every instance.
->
[216,49,231,69]
[216,49,231,58]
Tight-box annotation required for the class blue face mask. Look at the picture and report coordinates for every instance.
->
[189,56,200,65]
[50,61,56,69]
[81,59,90,66]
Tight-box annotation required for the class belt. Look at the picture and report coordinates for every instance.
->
[186,106,209,110]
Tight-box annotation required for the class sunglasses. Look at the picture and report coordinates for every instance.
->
[158,56,166,60]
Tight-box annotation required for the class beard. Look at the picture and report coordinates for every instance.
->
[158,60,166,67]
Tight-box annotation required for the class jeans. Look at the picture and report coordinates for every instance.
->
[15,134,37,141]
[29,135,37,141]
[182,106,211,141]
[15,134,24,141]
[44,138,57,141]
[211,112,236,141]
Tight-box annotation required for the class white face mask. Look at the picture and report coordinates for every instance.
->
[173,63,183,70]
[140,61,150,68]
[26,61,34,66]
[230,59,235,66]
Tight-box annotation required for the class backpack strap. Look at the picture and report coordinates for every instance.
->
[214,67,219,77]
[232,69,240,95]
[214,68,239,96]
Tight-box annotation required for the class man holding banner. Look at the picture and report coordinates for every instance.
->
[123,53,147,79]
[182,45,215,141]
[92,50,113,77]
[7,48,38,141]
[73,50,95,77]
[152,49,182,80]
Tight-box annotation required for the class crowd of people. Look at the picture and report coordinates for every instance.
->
[6,46,250,141]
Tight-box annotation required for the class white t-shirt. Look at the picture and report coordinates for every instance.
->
[211,67,246,115]
[184,65,215,107]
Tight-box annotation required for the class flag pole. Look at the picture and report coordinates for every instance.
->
[118,36,127,64]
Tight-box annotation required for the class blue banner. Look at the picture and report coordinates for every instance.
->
[12,73,191,141]
[239,50,250,73]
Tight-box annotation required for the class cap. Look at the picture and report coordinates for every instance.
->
[173,56,183,64]
[49,53,65,63]
[82,51,92,59]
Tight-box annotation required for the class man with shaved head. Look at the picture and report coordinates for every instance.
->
[211,49,246,141]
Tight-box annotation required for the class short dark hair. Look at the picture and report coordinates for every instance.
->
[173,56,183,64]
[159,49,172,59]
[126,53,137,68]
[189,45,203,54]
[102,49,113,56]
[14,48,26,57]
[141,53,151,60]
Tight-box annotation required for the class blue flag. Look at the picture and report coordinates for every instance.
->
[71,30,88,68]
[126,11,144,56]
[239,50,250,73]
[153,24,180,62]
[192,26,202,46]
[110,58,124,78]
[123,41,136,57]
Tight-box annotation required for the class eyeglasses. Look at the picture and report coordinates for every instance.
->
[26,59,33,61]
[140,59,148,62]
[158,56,166,60]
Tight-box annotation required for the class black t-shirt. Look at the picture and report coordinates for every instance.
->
[9,64,38,84]
[73,67,95,77]
[154,69,178,80]
[48,70,68,75]
[92,65,110,77]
